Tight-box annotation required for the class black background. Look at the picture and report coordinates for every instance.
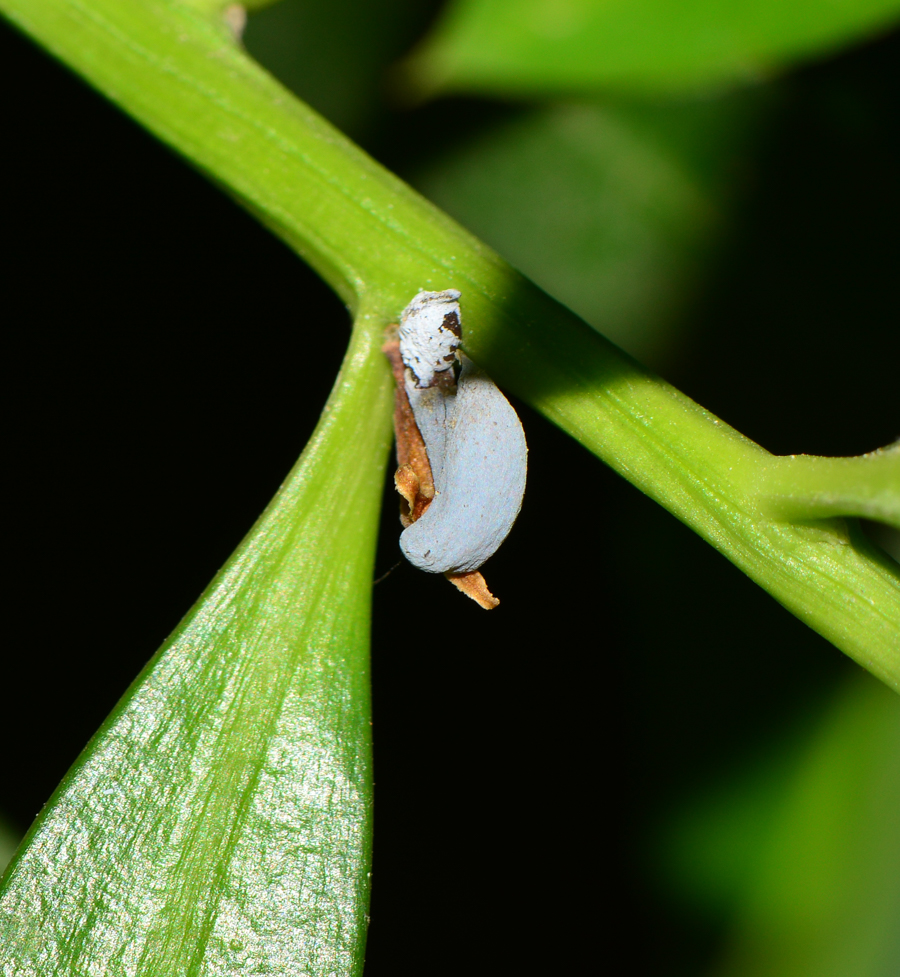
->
[2,16,898,976]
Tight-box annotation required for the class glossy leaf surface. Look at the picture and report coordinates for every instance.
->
[0,321,394,974]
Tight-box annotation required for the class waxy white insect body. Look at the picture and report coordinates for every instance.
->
[396,290,527,577]
[399,289,462,389]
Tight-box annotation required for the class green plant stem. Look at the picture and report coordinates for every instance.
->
[3,0,898,687]
[759,444,900,528]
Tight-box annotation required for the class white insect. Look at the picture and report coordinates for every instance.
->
[399,289,462,388]
[397,290,527,575]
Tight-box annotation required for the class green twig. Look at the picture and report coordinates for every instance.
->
[1,0,897,691]
[759,442,900,529]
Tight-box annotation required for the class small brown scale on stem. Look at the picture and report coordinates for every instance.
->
[383,336,434,527]
[382,329,499,609]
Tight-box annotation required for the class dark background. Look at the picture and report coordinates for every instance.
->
[2,14,898,976]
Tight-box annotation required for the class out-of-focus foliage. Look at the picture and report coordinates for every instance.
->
[244,0,433,138]
[403,0,900,96]
[0,817,19,877]
[659,674,900,977]
[410,92,768,365]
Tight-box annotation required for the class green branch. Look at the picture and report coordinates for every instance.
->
[760,442,900,528]
[3,0,897,686]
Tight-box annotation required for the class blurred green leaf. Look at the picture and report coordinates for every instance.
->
[0,816,21,877]
[0,321,393,974]
[243,0,429,138]
[655,749,803,922]
[658,674,900,977]
[403,0,900,98]
[409,91,768,366]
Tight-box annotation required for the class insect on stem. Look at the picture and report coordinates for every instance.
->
[382,291,528,609]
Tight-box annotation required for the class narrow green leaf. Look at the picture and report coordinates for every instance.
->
[401,0,900,98]
[0,319,394,973]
